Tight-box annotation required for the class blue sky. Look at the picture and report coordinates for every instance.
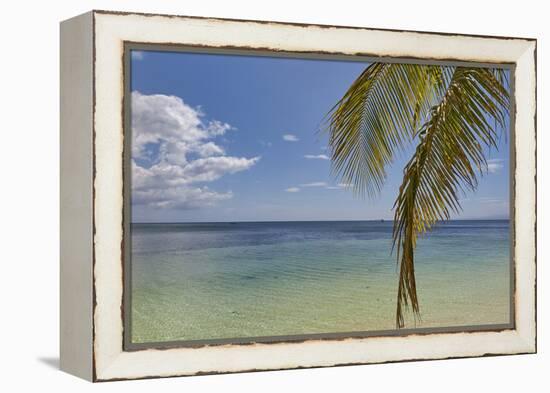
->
[130,50,510,222]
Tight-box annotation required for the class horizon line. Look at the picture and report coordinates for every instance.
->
[131,218,510,224]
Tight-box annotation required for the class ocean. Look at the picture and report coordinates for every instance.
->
[130,220,510,344]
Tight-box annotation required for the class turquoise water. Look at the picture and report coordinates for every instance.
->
[130,220,510,344]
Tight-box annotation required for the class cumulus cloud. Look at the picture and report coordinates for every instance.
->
[285,187,300,193]
[133,187,233,210]
[131,91,259,210]
[487,159,504,174]
[283,134,299,142]
[304,154,329,160]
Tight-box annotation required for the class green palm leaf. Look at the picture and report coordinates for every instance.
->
[326,63,509,328]
[326,63,452,197]
[393,67,509,327]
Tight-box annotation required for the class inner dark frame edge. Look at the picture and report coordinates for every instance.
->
[122,42,517,352]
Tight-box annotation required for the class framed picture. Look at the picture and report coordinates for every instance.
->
[60,10,537,382]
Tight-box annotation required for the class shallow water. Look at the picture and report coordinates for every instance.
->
[130,220,510,343]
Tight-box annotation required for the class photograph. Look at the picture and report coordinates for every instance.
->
[127,48,512,345]
[1,0,542,389]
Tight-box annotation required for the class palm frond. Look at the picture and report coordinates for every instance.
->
[325,63,452,197]
[392,67,509,327]
[492,68,511,91]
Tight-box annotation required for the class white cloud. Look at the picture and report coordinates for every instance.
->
[131,91,259,210]
[478,197,505,204]
[132,92,233,160]
[133,187,233,210]
[194,141,225,157]
[487,159,504,174]
[326,183,353,190]
[300,182,328,187]
[285,181,347,191]
[459,197,505,205]
[283,134,299,142]
[131,51,144,60]
[259,140,272,148]
[304,154,329,160]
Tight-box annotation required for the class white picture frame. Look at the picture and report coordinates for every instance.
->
[60,10,536,382]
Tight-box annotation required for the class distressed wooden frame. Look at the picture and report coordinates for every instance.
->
[60,10,537,382]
